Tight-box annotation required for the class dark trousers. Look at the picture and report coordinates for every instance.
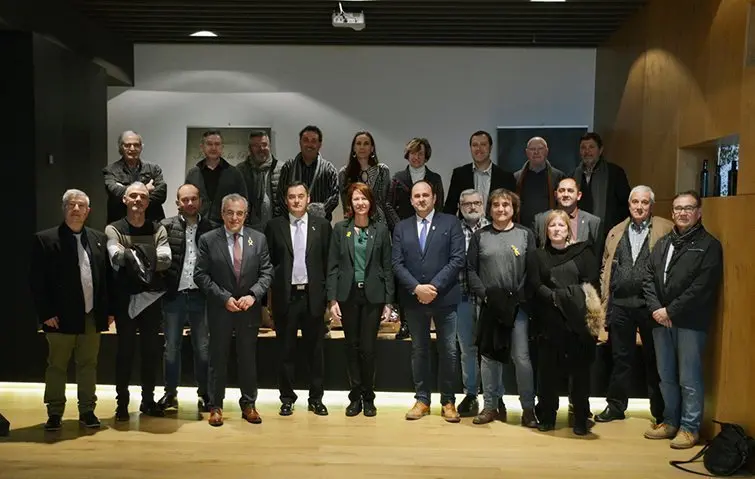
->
[207,307,261,410]
[537,337,592,426]
[606,304,664,421]
[275,287,325,404]
[115,299,162,406]
[340,286,382,401]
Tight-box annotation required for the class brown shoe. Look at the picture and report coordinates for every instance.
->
[644,423,678,439]
[405,401,430,420]
[670,430,699,449]
[441,403,461,423]
[241,406,262,424]
[472,408,498,425]
[208,408,223,427]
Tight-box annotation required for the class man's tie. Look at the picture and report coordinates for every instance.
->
[419,218,429,253]
[233,233,242,282]
[292,219,307,284]
[75,234,94,313]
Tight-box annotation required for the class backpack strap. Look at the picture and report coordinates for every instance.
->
[669,444,712,476]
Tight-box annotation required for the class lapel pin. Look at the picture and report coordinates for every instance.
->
[432,225,436,231]
[248,237,253,246]
[511,245,520,257]
[312,226,316,231]
[346,231,351,237]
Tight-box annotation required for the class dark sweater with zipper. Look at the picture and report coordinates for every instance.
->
[610,228,652,309]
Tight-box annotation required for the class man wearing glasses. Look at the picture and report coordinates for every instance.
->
[642,190,723,449]
[454,190,490,417]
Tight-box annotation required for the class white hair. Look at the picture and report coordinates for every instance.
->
[118,130,143,151]
[124,181,148,196]
[61,189,90,211]
[221,193,248,211]
[459,189,481,203]
[629,185,655,204]
[527,136,548,149]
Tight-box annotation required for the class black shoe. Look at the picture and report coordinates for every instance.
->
[497,398,508,422]
[538,422,555,432]
[573,424,588,436]
[197,395,211,413]
[363,400,377,417]
[457,394,479,418]
[308,400,329,416]
[521,408,539,428]
[79,411,101,428]
[44,415,62,431]
[157,393,179,411]
[394,323,410,340]
[115,405,130,422]
[345,400,362,417]
[594,406,625,423]
[139,401,165,417]
[279,403,294,416]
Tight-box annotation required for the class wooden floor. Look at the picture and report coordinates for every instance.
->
[0,384,703,478]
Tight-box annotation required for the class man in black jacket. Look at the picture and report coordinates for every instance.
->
[186,130,249,227]
[443,130,516,218]
[103,131,167,224]
[30,189,114,431]
[642,190,723,449]
[157,184,215,413]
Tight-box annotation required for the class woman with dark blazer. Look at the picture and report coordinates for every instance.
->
[337,130,391,224]
[527,210,604,436]
[327,182,395,417]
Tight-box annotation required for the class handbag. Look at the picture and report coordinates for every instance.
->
[670,420,755,476]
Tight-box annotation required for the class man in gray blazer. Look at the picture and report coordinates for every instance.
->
[194,193,273,427]
[532,177,602,258]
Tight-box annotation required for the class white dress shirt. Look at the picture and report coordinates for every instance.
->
[177,219,200,291]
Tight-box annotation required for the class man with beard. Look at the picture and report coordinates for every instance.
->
[237,130,281,231]
[643,191,723,449]
[275,125,339,221]
[533,177,602,259]
[156,184,215,413]
[454,189,489,418]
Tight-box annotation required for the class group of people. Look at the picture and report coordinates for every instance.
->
[30,126,723,450]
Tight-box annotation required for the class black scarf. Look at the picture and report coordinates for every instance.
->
[668,222,704,263]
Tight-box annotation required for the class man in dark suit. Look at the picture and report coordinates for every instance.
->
[532,177,603,258]
[194,193,273,427]
[30,189,114,431]
[443,130,517,217]
[392,180,466,423]
[265,181,333,416]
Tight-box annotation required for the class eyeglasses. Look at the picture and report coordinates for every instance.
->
[461,201,483,208]
[673,205,698,213]
[223,210,246,218]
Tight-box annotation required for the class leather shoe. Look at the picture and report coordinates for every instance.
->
[394,323,410,340]
[197,395,211,413]
[472,408,498,425]
[208,408,223,427]
[457,394,479,418]
[521,408,538,428]
[308,400,329,416]
[441,403,461,423]
[279,403,294,416]
[345,400,362,417]
[405,401,430,420]
[363,400,377,417]
[157,393,178,411]
[595,406,625,423]
[241,406,262,424]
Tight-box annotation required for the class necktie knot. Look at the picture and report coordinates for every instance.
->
[422,218,428,225]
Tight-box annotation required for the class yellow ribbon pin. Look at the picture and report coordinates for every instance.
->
[248,237,253,246]
[511,245,520,256]
[346,231,352,237]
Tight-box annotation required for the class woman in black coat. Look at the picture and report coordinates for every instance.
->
[528,210,604,436]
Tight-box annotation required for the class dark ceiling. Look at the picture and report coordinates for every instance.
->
[70,0,646,48]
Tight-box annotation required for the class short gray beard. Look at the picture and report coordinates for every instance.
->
[461,210,482,223]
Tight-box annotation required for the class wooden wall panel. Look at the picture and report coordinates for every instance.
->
[595,0,755,437]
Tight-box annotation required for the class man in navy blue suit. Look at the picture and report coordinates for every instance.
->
[392,180,465,423]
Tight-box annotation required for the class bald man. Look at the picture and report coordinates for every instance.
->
[513,137,565,229]
[157,184,216,413]
[103,130,167,224]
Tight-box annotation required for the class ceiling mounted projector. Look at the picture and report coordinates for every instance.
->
[332,2,365,31]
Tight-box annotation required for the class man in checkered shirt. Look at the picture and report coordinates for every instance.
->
[455,189,489,417]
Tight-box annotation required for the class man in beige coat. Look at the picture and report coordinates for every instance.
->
[596,185,673,426]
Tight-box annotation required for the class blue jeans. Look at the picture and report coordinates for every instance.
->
[405,308,458,406]
[456,299,479,396]
[653,326,707,434]
[162,291,209,397]
[480,308,535,410]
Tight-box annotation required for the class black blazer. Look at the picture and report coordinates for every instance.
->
[327,220,395,305]
[194,226,273,317]
[185,158,249,226]
[442,162,517,216]
[264,214,332,318]
[385,166,444,232]
[30,224,113,334]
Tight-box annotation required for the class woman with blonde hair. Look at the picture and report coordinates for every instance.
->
[528,210,603,436]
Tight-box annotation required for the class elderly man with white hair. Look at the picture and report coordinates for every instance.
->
[595,185,672,427]
[103,130,167,224]
[513,136,565,229]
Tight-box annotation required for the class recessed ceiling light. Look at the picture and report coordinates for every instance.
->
[190,30,218,37]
